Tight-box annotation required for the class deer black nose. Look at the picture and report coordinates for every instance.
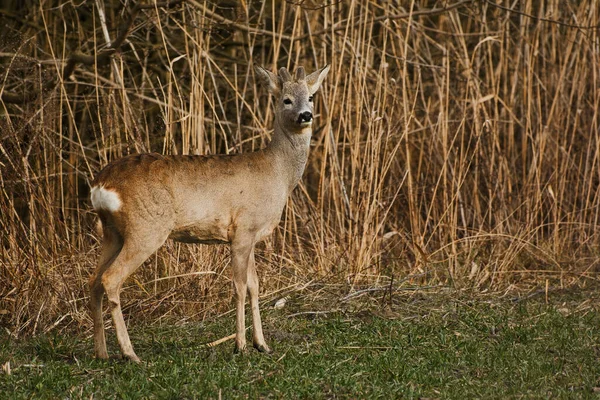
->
[297,111,313,124]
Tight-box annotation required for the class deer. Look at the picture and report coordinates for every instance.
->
[88,64,330,362]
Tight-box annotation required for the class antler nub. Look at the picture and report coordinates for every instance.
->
[295,67,305,81]
[278,67,292,83]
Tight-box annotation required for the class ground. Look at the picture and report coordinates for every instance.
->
[1,288,600,399]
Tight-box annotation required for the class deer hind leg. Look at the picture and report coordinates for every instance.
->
[89,223,123,360]
[231,238,256,353]
[100,231,169,363]
[247,248,271,353]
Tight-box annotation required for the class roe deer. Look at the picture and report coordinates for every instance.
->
[89,64,330,362]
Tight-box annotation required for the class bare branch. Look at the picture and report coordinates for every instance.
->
[0,0,184,104]
[292,0,473,42]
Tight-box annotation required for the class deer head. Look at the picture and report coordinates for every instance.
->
[255,64,330,134]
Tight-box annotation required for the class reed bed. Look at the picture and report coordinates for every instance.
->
[0,0,598,335]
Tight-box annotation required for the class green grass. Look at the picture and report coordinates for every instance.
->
[1,291,600,399]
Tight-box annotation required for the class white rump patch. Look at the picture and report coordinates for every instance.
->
[90,185,122,212]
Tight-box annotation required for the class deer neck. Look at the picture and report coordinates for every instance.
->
[266,117,312,193]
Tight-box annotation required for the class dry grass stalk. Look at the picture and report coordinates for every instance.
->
[0,0,599,335]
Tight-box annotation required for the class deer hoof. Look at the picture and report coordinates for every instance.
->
[123,353,141,363]
[234,343,247,354]
[254,343,272,354]
[94,351,109,360]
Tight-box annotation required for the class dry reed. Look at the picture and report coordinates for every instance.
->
[0,0,599,335]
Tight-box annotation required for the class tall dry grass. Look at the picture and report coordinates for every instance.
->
[0,0,599,335]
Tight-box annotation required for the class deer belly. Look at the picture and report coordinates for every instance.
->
[169,224,229,244]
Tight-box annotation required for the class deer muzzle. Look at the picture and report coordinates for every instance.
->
[297,111,313,125]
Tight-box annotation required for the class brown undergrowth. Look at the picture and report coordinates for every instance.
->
[0,0,599,336]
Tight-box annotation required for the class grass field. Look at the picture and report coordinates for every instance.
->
[2,289,600,399]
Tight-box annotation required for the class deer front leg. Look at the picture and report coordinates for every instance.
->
[247,249,271,353]
[231,239,254,353]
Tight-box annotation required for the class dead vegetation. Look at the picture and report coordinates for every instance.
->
[0,0,599,336]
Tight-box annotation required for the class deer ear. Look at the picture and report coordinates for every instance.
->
[254,65,280,95]
[306,64,330,95]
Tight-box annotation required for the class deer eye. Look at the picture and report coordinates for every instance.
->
[308,96,313,102]
[283,98,293,105]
